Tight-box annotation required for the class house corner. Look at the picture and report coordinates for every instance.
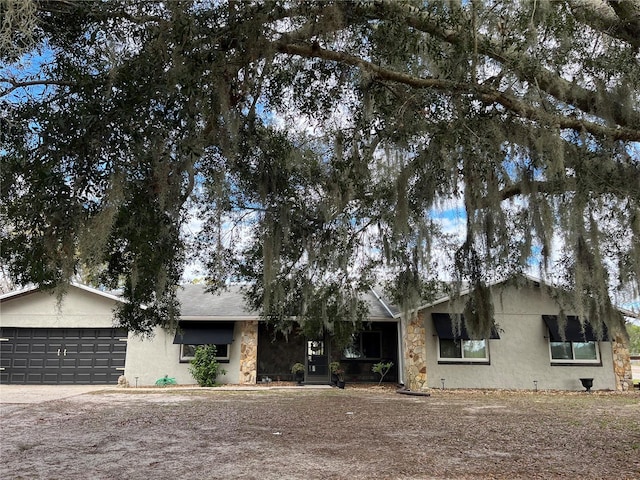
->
[239,320,258,384]
[403,311,428,391]
[612,334,633,391]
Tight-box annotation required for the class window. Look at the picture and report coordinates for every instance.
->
[180,344,230,363]
[307,340,325,356]
[343,331,381,359]
[173,322,234,363]
[432,313,497,363]
[542,315,603,364]
[549,341,599,363]
[438,339,488,362]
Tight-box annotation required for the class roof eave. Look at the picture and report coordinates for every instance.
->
[0,282,124,304]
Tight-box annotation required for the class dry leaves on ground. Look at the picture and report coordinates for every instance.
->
[1,387,639,479]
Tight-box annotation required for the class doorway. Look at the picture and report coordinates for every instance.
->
[305,338,329,384]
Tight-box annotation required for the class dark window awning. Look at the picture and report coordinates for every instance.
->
[542,315,608,342]
[432,313,500,340]
[173,322,235,345]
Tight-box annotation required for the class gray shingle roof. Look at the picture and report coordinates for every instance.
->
[176,284,397,319]
[365,288,400,318]
[177,284,255,318]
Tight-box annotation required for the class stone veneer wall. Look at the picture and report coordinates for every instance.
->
[239,321,258,384]
[403,312,428,391]
[612,334,633,391]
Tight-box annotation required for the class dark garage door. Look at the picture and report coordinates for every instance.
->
[0,328,127,384]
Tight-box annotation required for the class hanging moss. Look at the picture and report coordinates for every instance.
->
[462,282,496,340]
[1,1,638,340]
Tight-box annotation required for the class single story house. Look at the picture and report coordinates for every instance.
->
[0,278,634,391]
[123,284,401,387]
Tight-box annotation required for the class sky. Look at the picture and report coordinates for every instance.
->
[3,11,639,316]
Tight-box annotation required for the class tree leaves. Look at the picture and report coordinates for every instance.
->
[1,0,638,337]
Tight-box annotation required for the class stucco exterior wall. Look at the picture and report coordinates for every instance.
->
[123,322,243,386]
[422,284,618,391]
[0,287,118,328]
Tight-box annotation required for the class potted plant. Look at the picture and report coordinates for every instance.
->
[291,362,305,385]
[329,361,346,389]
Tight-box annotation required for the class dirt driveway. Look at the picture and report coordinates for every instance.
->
[1,386,639,479]
[0,384,119,404]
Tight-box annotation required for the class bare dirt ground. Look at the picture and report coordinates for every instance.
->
[1,385,639,480]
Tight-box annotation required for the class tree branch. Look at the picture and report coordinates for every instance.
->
[496,179,576,203]
[0,78,76,97]
[564,0,640,48]
[489,159,639,207]
[275,42,640,141]
[352,1,640,132]
[606,0,640,43]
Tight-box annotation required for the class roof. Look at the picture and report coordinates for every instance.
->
[177,284,256,319]
[180,278,638,322]
[400,274,640,320]
[0,282,124,304]
[367,287,400,318]
[0,282,398,320]
[177,284,398,320]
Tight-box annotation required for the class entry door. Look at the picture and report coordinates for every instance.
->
[306,338,329,383]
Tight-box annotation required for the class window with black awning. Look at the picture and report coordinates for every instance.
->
[542,315,608,342]
[173,322,235,345]
[432,313,501,340]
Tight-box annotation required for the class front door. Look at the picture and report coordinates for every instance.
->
[305,338,329,384]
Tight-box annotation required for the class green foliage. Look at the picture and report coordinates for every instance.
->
[627,323,640,355]
[372,361,394,386]
[385,268,448,314]
[1,0,638,343]
[329,361,344,380]
[291,362,305,374]
[189,345,227,387]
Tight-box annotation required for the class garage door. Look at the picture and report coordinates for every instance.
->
[0,328,127,384]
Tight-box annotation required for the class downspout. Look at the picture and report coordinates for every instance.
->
[396,317,405,386]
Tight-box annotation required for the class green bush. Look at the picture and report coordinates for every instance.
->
[291,362,305,374]
[627,323,640,355]
[189,345,227,387]
[372,361,394,386]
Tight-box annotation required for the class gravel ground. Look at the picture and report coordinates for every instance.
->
[1,386,639,479]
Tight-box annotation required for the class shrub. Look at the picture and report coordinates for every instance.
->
[189,345,227,387]
[329,361,344,381]
[372,361,394,386]
[291,362,305,374]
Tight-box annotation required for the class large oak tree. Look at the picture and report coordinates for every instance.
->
[1,1,639,343]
